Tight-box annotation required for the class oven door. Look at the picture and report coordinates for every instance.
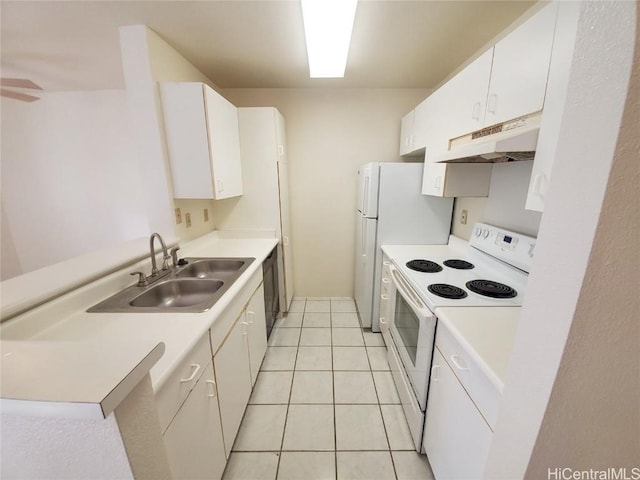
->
[388,265,437,411]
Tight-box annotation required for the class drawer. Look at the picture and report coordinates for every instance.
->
[435,325,501,429]
[155,334,212,433]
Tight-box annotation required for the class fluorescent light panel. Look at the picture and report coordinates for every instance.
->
[301,0,358,78]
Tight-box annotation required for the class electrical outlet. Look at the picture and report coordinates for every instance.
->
[175,208,182,224]
[185,212,192,228]
[461,209,468,225]
[204,208,209,222]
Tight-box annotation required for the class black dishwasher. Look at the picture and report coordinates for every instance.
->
[262,247,279,338]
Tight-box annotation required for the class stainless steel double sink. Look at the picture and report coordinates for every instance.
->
[88,257,255,313]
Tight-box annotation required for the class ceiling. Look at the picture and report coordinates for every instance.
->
[0,1,536,92]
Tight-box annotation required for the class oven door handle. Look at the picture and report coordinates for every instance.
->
[389,266,431,318]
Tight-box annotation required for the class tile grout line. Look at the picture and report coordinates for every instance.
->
[330,301,338,480]
[274,298,305,480]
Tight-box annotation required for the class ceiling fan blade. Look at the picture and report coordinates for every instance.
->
[0,89,40,102]
[0,78,42,90]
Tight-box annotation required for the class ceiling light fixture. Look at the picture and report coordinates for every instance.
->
[301,0,358,78]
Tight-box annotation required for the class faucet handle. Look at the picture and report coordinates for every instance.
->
[170,246,181,268]
[130,271,148,287]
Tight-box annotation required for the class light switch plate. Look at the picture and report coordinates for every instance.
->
[185,212,192,228]
[175,208,182,224]
[204,208,209,222]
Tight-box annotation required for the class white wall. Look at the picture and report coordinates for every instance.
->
[485,2,638,476]
[222,88,430,297]
[0,91,149,280]
[119,25,219,243]
[452,160,542,240]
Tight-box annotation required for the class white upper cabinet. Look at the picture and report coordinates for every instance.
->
[526,1,580,212]
[160,82,243,200]
[399,99,429,157]
[399,110,415,156]
[410,2,559,167]
[484,3,558,127]
[422,163,492,198]
[436,49,494,144]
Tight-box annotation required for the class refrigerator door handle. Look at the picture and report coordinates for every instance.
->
[362,176,370,214]
[361,217,367,258]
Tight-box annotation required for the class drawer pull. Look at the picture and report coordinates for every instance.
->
[431,364,440,381]
[382,278,390,284]
[379,317,388,325]
[381,294,389,300]
[450,355,469,372]
[180,363,201,383]
[206,380,218,398]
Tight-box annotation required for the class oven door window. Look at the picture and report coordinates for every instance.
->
[394,294,419,366]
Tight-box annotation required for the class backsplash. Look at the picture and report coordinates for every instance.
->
[173,199,217,241]
[452,160,542,240]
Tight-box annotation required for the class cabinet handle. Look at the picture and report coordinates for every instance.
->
[240,321,249,336]
[206,380,218,398]
[283,236,289,246]
[217,179,224,193]
[278,145,285,157]
[247,311,255,324]
[379,317,388,325]
[434,176,442,189]
[409,134,414,147]
[180,364,201,383]
[382,278,390,284]
[383,261,392,266]
[381,294,389,300]
[472,102,481,120]
[450,355,469,371]
[532,174,546,196]
[487,94,498,114]
[431,364,440,381]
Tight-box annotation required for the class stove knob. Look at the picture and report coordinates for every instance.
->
[475,227,482,237]
[482,229,490,239]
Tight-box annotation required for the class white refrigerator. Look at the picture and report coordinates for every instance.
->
[354,162,453,331]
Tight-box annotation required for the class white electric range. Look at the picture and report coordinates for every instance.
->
[380,223,536,451]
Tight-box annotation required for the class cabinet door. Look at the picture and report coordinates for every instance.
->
[485,3,558,126]
[213,315,252,457]
[421,163,447,197]
[277,161,294,311]
[423,349,493,480]
[379,256,392,346]
[204,86,243,199]
[246,283,267,386]
[438,49,493,141]
[163,362,226,480]
[526,1,580,212]
[159,82,215,199]
[399,110,415,156]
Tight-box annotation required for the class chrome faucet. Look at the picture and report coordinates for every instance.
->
[149,232,171,276]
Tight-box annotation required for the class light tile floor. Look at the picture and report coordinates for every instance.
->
[222,297,434,480]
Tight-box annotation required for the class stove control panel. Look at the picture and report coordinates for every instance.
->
[470,223,537,273]
[495,233,518,250]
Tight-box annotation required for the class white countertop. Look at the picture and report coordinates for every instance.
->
[434,306,521,389]
[0,231,278,419]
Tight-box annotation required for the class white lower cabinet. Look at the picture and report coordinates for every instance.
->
[245,283,267,386]
[423,348,493,480]
[163,362,226,480]
[214,313,253,458]
[379,255,392,347]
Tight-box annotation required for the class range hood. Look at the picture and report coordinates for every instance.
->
[432,114,541,163]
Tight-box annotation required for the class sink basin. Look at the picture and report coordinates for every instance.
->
[87,256,255,313]
[130,279,223,308]
[175,258,248,279]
